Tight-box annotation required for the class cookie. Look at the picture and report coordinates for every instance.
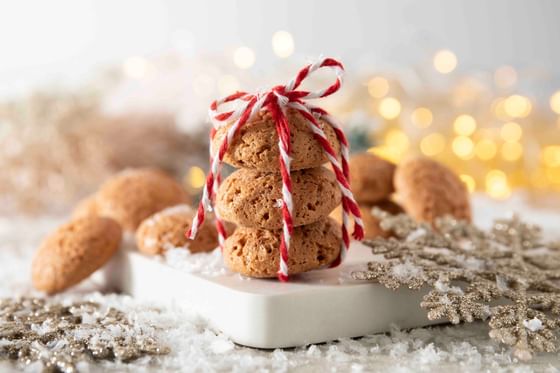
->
[72,194,98,219]
[32,216,122,294]
[216,167,340,229]
[394,157,471,223]
[95,168,189,231]
[330,199,403,239]
[223,218,341,278]
[212,109,340,172]
[136,204,230,255]
[349,152,396,203]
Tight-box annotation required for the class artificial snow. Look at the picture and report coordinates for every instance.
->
[523,318,544,332]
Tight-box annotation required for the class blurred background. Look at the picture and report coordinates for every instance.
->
[1,0,560,214]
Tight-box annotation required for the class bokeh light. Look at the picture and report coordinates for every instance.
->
[420,133,445,156]
[501,142,523,162]
[411,107,433,128]
[123,56,151,79]
[217,75,240,95]
[452,136,474,159]
[485,170,511,199]
[378,97,401,119]
[542,145,560,167]
[453,115,477,136]
[368,77,390,98]
[550,90,560,114]
[186,166,206,189]
[433,49,457,74]
[233,46,255,69]
[271,30,294,58]
[475,138,497,160]
[503,95,531,118]
[500,122,522,143]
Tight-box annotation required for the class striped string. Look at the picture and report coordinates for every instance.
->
[187,57,364,281]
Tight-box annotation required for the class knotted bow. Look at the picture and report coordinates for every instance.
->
[187,57,364,281]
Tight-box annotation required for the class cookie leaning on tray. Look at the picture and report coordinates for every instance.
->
[32,168,224,294]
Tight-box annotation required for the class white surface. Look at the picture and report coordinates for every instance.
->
[109,242,439,349]
[1,195,560,371]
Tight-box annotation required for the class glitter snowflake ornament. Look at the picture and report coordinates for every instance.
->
[353,209,560,361]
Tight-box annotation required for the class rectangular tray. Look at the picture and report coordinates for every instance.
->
[107,242,438,349]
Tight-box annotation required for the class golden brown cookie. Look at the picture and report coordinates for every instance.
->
[136,204,230,255]
[394,157,471,223]
[32,216,122,294]
[216,167,340,229]
[349,152,396,203]
[72,194,98,219]
[223,218,341,278]
[330,199,403,239]
[212,109,340,172]
[96,168,189,231]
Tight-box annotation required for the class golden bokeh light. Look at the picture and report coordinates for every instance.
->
[368,77,390,98]
[459,174,476,193]
[186,166,206,189]
[475,138,497,160]
[411,107,433,128]
[271,30,295,58]
[453,115,477,136]
[500,122,522,143]
[385,129,409,152]
[486,170,511,199]
[501,142,523,162]
[542,145,560,167]
[367,146,400,163]
[420,133,445,156]
[550,90,560,114]
[233,46,256,69]
[452,136,474,159]
[503,95,531,118]
[378,97,401,119]
[433,49,457,74]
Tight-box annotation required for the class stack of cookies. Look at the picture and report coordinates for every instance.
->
[331,152,402,239]
[213,109,344,278]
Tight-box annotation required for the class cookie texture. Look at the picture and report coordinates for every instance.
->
[223,218,341,278]
[96,168,189,231]
[330,199,403,239]
[349,152,396,203]
[216,167,340,229]
[136,204,227,255]
[32,217,122,294]
[212,109,340,172]
[72,194,98,219]
[394,157,471,223]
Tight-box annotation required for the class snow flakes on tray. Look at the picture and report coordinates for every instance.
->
[353,209,560,361]
[162,247,228,277]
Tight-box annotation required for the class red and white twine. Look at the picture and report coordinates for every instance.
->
[187,57,364,281]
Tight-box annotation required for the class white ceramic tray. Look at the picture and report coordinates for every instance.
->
[107,241,439,349]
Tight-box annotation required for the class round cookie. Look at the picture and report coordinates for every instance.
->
[330,199,403,239]
[349,152,396,203]
[32,216,122,294]
[136,204,227,254]
[212,109,340,172]
[96,168,189,231]
[394,157,471,223]
[216,167,341,229]
[223,218,341,278]
[72,194,98,219]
